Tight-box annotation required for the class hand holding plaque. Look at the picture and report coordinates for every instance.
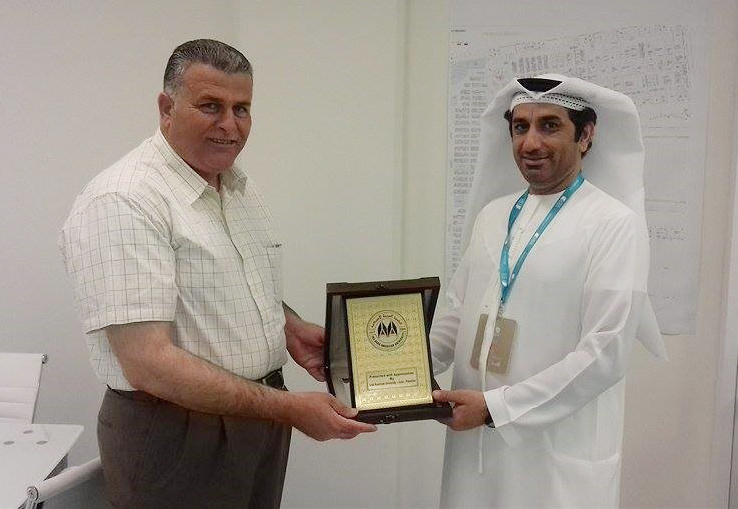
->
[324,277,452,424]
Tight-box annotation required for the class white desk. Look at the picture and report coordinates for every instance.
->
[0,423,83,509]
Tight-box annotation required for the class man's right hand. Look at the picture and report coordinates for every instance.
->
[285,392,377,441]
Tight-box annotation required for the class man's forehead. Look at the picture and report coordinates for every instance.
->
[180,63,253,98]
[510,102,570,120]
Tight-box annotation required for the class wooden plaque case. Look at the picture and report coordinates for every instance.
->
[324,277,452,424]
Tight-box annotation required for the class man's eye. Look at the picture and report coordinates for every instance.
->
[200,103,219,113]
[234,105,250,118]
[543,121,559,130]
[512,124,527,134]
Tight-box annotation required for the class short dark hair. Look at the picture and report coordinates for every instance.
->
[503,106,597,155]
[163,39,252,94]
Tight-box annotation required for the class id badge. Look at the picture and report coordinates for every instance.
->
[487,316,517,374]
[469,313,489,369]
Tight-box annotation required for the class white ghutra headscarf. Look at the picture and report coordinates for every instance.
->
[464,73,666,358]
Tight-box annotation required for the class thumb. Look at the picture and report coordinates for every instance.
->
[330,397,359,419]
[433,390,452,402]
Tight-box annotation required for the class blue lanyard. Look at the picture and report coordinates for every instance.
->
[499,173,585,307]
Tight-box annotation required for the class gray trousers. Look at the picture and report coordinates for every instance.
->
[98,387,291,508]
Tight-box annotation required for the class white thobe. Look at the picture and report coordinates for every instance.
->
[431,181,652,508]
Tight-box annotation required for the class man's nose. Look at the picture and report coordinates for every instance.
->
[217,109,238,132]
[520,128,542,152]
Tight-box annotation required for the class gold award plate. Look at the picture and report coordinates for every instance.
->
[346,293,433,411]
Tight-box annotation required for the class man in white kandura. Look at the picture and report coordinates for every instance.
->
[430,74,667,508]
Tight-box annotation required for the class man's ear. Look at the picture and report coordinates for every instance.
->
[579,122,595,152]
[158,92,173,121]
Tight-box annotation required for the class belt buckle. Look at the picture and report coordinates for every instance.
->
[262,370,283,389]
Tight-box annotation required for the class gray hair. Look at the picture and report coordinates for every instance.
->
[163,39,252,94]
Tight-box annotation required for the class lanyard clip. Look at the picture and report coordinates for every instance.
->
[496,303,504,319]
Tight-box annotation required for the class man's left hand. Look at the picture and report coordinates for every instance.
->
[432,389,489,431]
[284,306,326,382]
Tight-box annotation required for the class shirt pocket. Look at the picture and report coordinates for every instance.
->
[265,244,283,303]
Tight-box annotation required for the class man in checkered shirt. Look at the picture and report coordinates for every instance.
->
[59,39,375,508]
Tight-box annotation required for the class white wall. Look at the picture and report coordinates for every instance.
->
[726,66,738,507]
[1,1,737,508]
[619,3,738,507]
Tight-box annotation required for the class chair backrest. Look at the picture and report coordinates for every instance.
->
[0,352,46,423]
[24,456,110,509]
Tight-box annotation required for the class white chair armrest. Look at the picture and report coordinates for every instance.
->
[25,456,102,505]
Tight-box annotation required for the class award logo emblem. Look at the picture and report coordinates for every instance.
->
[366,311,408,351]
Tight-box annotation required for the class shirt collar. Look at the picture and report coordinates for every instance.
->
[152,128,247,204]
[220,163,248,196]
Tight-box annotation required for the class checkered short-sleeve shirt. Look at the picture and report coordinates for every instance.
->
[60,130,287,390]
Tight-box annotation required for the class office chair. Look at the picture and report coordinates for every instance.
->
[0,352,47,423]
